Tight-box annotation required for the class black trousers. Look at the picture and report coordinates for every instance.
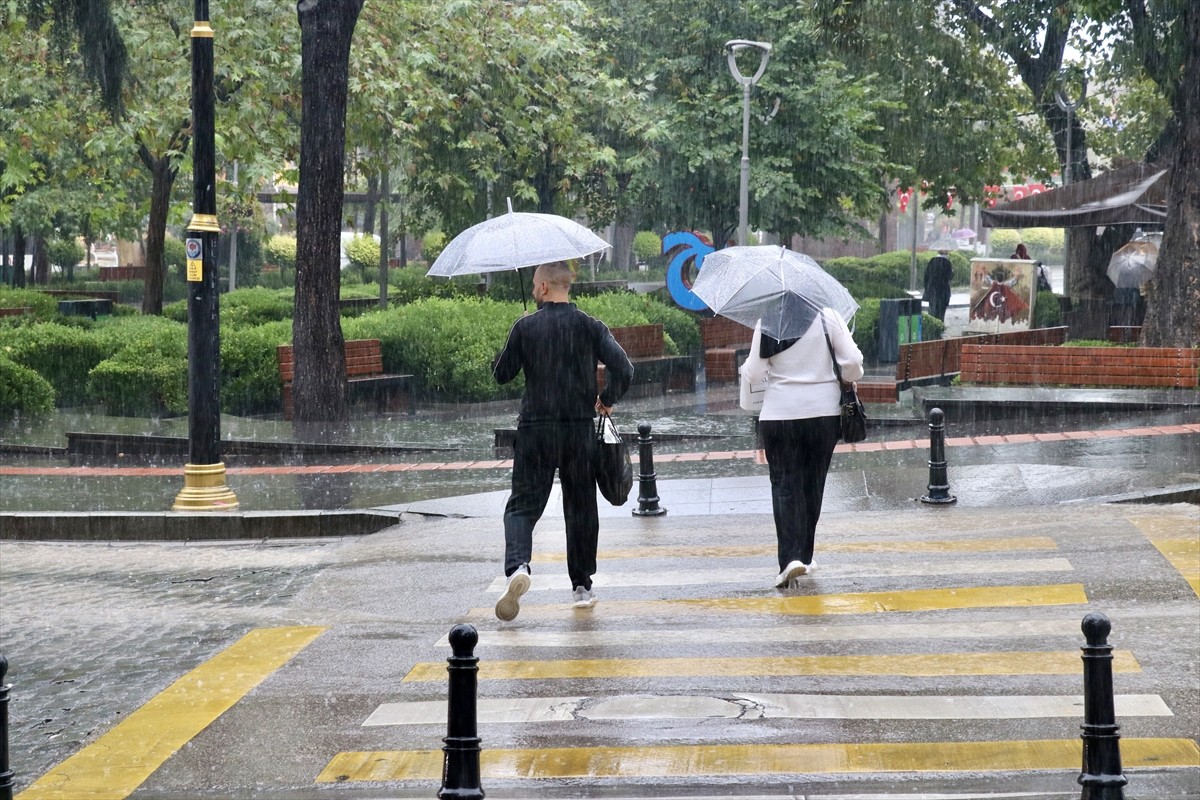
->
[759,416,841,570]
[503,420,598,590]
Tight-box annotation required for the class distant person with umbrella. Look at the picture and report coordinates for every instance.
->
[690,245,864,588]
[491,261,634,621]
[922,248,954,321]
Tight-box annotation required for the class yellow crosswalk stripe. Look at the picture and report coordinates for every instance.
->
[1129,514,1200,597]
[16,626,327,800]
[402,649,1139,683]
[470,583,1089,619]
[317,737,1200,782]
[532,536,1059,562]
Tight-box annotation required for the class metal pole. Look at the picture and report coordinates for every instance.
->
[1,654,12,800]
[1055,75,1086,298]
[439,624,484,800]
[1078,613,1127,799]
[725,41,771,248]
[228,160,238,291]
[174,0,237,512]
[738,81,751,246]
[632,423,666,517]
[910,185,920,292]
[919,408,956,504]
[378,168,389,310]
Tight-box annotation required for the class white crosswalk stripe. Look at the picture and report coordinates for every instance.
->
[365,693,1172,726]
[484,557,1075,592]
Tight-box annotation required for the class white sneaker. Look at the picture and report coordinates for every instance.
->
[774,560,808,588]
[572,585,597,608]
[495,565,531,621]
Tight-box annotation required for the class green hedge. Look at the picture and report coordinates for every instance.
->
[345,297,524,401]
[0,288,60,318]
[1033,290,1063,329]
[221,320,292,415]
[87,316,188,416]
[0,354,55,416]
[0,321,112,406]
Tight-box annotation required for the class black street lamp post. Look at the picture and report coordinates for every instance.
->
[173,0,238,511]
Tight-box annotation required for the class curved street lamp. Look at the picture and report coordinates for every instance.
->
[725,40,772,247]
[1054,71,1087,296]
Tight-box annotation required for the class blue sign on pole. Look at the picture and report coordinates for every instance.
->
[662,231,714,311]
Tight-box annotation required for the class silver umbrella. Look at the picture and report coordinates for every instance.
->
[1106,239,1158,289]
[691,245,858,340]
[427,199,610,278]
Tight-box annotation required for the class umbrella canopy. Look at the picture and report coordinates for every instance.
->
[1106,239,1158,289]
[427,201,610,278]
[952,227,976,240]
[690,245,859,341]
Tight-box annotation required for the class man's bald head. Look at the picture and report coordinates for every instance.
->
[534,261,573,291]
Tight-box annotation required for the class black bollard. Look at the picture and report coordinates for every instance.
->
[1,654,11,800]
[1078,613,1127,799]
[632,423,666,517]
[438,625,484,800]
[919,407,957,505]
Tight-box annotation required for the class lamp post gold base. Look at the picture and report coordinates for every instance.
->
[173,462,240,512]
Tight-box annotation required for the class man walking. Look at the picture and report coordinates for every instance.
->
[492,261,634,621]
[922,249,954,321]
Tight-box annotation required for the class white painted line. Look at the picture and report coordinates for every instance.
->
[439,618,1086,648]
[364,693,1171,726]
[484,557,1075,592]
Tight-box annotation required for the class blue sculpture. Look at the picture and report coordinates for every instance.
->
[663,231,714,311]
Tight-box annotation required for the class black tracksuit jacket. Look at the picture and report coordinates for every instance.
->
[493,301,634,424]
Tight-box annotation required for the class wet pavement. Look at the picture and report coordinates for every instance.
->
[2,327,1199,798]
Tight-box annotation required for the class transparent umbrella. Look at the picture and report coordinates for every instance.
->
[691,245,859,340]
[1106,239,1158,289]
[427,199,609,278]
[952,227,976,240]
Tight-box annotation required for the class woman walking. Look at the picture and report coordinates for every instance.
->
[742,308,864,588]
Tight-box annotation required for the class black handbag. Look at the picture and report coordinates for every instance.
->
[821,315,868,444]
[594,414,633,505]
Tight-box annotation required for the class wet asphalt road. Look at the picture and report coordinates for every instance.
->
[2,499,1198,799]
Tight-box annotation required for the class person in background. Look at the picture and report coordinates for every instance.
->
[922,248,954,321]
[1011,242,1030,260]
[491,261,634,621]
[742,308,865,589]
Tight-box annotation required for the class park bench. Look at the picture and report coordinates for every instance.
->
[699,316,754,384]
[960,343,1199,389]
[57,298,113,318]
[39,289,121,302]
[277,338,413,419]
[99,266,146,281]
[1108,326,1141,343]
[597,323,695,395]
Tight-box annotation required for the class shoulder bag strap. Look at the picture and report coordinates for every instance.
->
[819,313,847,387]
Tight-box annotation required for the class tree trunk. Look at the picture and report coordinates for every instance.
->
[1141,4,1200,348]
[363,172,378,235]
[12,228,26,288]
[32,236,50,284]
[141,154,176,315]
[292,0,364,423]
[610,220,635,271]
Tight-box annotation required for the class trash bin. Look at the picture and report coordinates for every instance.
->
[877,298,922,362]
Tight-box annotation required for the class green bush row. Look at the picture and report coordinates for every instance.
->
[823,250,972,294]
[0,354,55,417]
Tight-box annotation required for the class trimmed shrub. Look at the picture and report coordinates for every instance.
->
[575,293,702,356]
[344,235,381,276]
[87,317,188,416]
[388,265,475,305]
[422,230,447,264]
[0,354,55,416]
[345,297,524,401]
[0,288,60,319]
[1033,290,1063,329]
[264,234,298,273]
[163,236,186,280]
[220,319,292,415]
[633,231,662,263]
[165,286,293,326]
[851,299,881,362]
[0,321,111,406]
